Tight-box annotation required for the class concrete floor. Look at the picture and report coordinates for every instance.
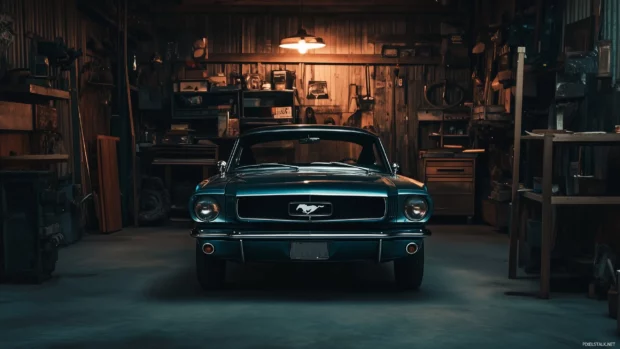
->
[0,224,616,348]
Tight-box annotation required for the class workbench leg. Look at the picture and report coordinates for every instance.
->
[540,135,553,299]
[508,196,520,279]
[509,47,526,279]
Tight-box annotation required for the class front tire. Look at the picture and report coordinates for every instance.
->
[394,246,424,290]
[196,244,226,291]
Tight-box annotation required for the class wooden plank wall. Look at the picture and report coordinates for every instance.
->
[157,13,471,177]
[0,0,112,181]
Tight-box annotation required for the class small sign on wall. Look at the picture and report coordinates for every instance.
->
[272,106,293,119]
[307,81,329,99]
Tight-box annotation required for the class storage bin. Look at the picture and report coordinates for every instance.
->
[243,98,261,107]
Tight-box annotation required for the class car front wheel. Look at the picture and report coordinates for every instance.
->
[394,245,424,290]
[196,244,226,291]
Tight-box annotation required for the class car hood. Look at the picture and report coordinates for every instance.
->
[196,170,426,197]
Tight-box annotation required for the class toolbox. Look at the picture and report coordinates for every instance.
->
[0,171,63,283]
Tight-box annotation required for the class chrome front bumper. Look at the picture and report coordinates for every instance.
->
[190,228,431,240]
[191,228,430,262]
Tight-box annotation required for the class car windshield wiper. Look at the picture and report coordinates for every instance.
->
[310,162,372,174]
[235,163,299,171]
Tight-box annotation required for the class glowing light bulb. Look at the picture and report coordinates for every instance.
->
[297,39,308,54]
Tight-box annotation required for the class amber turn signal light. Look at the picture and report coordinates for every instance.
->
[405,243,418,255]
[202,243,215,255]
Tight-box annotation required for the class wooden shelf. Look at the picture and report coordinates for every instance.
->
[0,84,70,101]
[0,154,69,167]
[428,134,468,138]
[178,53,440,66]
[521,133,620,144]
[152,158,217,166]
[522,191,620,205]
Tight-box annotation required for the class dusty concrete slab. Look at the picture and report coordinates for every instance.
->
[0,224,616,349]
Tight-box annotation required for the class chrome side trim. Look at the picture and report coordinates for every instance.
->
[193,233,229,238]
[377,239,383,263]
[239,239,245,263]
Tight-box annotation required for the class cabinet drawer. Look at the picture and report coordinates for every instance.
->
[427,180,474,195]
[425,160,473,168]
[426,166,473,177]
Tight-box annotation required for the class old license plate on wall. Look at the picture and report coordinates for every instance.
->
[272,106,292,119]
[290,242,329,260]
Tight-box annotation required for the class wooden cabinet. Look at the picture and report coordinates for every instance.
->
[422,157,475,218]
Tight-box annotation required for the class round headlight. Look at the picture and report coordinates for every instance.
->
[404,196,428,221]
[194,197,220,222]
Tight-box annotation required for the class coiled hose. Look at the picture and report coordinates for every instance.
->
[423,80,466,109]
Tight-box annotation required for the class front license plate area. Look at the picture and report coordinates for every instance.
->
[290,242,329,260]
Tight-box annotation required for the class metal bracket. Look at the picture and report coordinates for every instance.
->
[239,239,245,263]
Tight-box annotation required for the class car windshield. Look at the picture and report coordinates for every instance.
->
[229,129,389,173]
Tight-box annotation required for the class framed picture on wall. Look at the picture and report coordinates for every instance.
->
[307,81,329,99]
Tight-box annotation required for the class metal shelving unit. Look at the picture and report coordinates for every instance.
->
[508,46,620,299]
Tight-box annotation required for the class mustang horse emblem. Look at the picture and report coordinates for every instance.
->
[296,204,324,215]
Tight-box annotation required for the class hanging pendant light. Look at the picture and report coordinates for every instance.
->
[280,28,325,54]
[279,0,326,54]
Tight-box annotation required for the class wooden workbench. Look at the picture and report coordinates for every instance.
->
[148,143,219,189]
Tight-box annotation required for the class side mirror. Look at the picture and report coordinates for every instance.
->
[217,160,227,177]
[392,163,400,175]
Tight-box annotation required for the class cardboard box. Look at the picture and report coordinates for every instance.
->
[227,119,240,137]
[272,106,292,119]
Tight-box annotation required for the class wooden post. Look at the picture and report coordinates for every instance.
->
[540,134,553,299]
[508,47,526,279]
[617,270,620,333]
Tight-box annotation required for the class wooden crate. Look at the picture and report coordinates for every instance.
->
[482,199,509,230]
[0,102,33,131]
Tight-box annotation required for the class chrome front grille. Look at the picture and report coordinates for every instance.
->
[236,195,387,222]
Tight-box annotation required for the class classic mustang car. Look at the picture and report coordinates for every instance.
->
[190,125,433,290]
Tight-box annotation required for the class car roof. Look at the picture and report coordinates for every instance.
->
[241,124,377,137]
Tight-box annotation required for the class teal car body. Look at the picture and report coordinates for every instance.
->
[190,125,433,290]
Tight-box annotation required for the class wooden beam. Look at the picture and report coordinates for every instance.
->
[190,53,440,65]
[146,1,457,14]
[179,0,441,5]
[0,84,70,101]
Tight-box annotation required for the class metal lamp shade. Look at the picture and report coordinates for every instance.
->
[279,28,326,52]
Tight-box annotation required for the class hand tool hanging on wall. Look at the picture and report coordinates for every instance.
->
[344,83,362,128]
[423,79,466,109]
[348,84,358,113]
[421,33,467,110]
[357,65,374,111]
[482,30,500,106]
